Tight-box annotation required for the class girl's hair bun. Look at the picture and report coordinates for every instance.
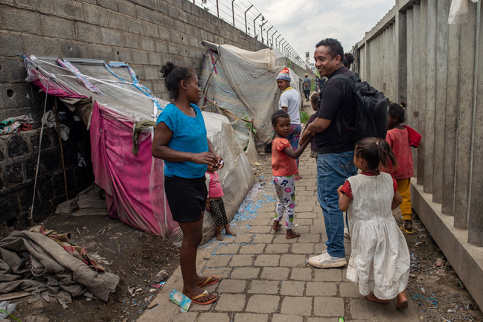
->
[344,53,354,64]
[161,62,176,78]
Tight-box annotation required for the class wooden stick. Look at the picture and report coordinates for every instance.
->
[53,98,69,201]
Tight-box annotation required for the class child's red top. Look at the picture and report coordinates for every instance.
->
[271,137,297,176]
[385,128,414,179]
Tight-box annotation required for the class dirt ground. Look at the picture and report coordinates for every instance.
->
[7,214,180,322]
[400,212,483,321]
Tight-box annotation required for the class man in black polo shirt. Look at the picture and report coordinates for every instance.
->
[300,38,357,269]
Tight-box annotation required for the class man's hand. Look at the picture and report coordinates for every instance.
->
[191,152,217,166]
[300,128,314,145]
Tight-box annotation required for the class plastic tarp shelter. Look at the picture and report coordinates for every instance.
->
[23,55,254,241]
[199,41,301,148]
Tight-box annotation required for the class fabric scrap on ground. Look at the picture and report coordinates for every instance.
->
[0,228,119,302]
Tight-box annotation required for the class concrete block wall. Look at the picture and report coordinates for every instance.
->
[355,0,483,308]
[0,0,277,233]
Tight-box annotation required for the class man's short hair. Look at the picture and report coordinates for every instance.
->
[315,38,344,60]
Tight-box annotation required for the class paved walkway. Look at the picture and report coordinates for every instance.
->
[139,150,419,322]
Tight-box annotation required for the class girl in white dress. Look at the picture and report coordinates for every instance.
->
[337,137,410,310]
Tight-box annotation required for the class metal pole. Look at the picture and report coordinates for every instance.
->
[271,30,276,47]
[232,0,235,27]
[267,26,273,46]
[275,34,281,48]
[244,5,253,34]
[253,13,261,39]
[216,0,219,18]
[260,21,268,43]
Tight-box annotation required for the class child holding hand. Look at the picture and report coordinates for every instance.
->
[337,137,410,310]
[206,162,236,241]
[271,110,310,239]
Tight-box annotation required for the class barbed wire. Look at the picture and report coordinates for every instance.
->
[189,0,305,66]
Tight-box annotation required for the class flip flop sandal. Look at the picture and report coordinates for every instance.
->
[197,275,220,287]
[294,176,302,181]
[400,225,414,235]
[190,290,217,305]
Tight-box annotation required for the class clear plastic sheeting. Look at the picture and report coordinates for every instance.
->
[199,42,301,146]
[24,56,254,241]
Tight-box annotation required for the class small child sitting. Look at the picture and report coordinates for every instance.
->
[206,163,236,241]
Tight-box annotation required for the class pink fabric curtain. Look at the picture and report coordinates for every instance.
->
[90,102,177,236]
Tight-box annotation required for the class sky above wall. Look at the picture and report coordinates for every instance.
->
[247,0,396,63]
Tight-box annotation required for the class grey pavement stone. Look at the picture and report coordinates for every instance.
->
[239,243,265,254]
[249,226,272,234]
[205,255,231,267]
[273,235,298,244]
[202,267,232,278]
[280,296,313,316]
[234,234,253,243]
[297,233,322,243]
[248,280,280,294]
[280,281,305,296]
[215,293,246,312]
[249,218,271,225]
[198,312,231,321]
[271,314,304,322]
[219,235,236,243]
[313,269,343,282]
[265,243,290,254]
[252,234,274,243]
[297,205,315,212]
[294,226,311,234]
[296,218,314,226]
[290,267,312,281]
[314,244,325,254]
[306,282,337,297]
[313,297,345,317]
[254,254,280,266]
[234,313,269,322]
[349,298,418,321]
[260,267,290,280]
[230,255,254,267]
[339,282,363,298]
[215,243,240,255]
[291,243,315,254]
[306,318,339,322]
[297,212,317,219]
[231,267,260,279]
[280,254,306,267]
[245,294,280,313]
[172,312,199,321]
[217,279,248,293]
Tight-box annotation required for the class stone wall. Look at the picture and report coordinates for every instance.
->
[0,0,275,232]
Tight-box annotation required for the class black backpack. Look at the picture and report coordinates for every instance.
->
[321,72,389,143]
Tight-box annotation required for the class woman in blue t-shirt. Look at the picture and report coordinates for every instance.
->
[152,62,222,305]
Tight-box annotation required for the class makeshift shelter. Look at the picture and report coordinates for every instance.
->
[199,41,302,155]
[23,56,254,241]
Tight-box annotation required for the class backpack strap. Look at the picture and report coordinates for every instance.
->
[326,72,360,135]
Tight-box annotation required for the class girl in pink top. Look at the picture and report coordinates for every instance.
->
[271,110,309,239]
[386,102,419,234]
[206,163,236,241]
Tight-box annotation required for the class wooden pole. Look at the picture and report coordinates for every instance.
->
[53,98,69,201]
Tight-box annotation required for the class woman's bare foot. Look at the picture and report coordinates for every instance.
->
[396,291,408,310]
[365,293,389,304]
[286,229,300,239]
[272,221,281,231]
[215,227,223,241]
[224,225,236,236]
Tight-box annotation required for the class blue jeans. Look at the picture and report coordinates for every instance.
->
[317,151,357,258]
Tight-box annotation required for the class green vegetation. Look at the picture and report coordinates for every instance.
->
[300,110,309,124]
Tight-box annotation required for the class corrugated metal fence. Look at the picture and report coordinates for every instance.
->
[355,0,482,247]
